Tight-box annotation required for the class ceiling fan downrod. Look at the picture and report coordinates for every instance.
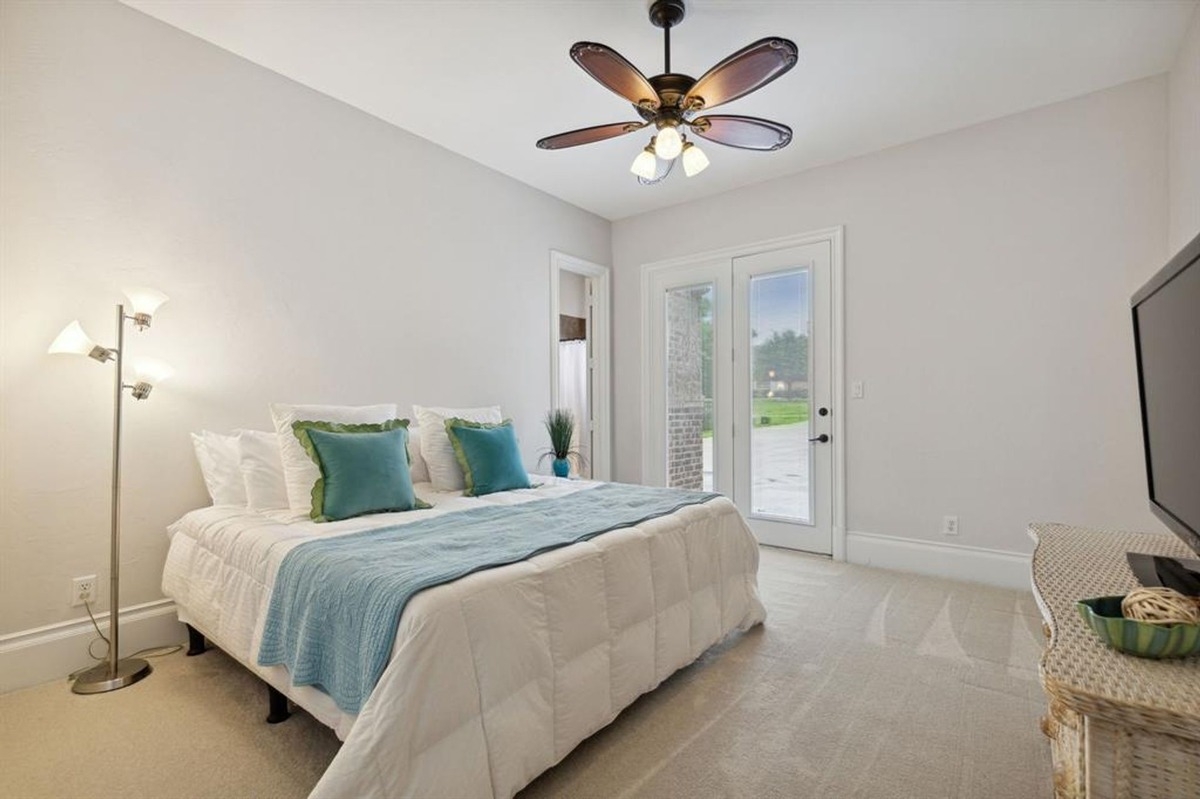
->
[649,0,687,74]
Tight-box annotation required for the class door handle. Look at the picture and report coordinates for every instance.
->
[808,433,830,443]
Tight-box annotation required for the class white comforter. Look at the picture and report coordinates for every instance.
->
[162,479,766,798]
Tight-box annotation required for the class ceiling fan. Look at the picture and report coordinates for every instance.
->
[535,0,798,184]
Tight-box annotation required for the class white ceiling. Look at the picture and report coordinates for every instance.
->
[122,0,1197,221]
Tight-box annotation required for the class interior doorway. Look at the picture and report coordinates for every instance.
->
[550,251,611,480]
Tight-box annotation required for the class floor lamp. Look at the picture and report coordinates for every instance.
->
[49,287,171,694]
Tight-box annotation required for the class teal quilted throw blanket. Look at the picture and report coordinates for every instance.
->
[257,483,720,714]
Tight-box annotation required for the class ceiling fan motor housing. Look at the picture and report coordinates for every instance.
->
[638,74,696,121]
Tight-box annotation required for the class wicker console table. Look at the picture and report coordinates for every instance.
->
[1030,523,1200,798]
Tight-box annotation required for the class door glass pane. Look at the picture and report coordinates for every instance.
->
[749,269,811,521]
[665,284,714,491]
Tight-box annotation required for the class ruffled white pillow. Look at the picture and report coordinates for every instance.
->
[412,405,502,491]
[270,403,398,515]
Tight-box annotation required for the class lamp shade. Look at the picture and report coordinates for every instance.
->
[48,320,99,356]
[682,142,710,177]
[630,146,657,179]
[123,287,169,318]
[655,125,683,160]
[132,357,174,386]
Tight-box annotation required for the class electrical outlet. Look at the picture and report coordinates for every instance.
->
[71,575,97,607]
[942,515,959,536]
[851,380,865,399]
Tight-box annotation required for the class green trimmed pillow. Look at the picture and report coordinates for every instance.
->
[292,419,430,522]
[444,418,532,497]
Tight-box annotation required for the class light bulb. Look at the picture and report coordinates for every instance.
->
[655,125,683,160]
[630,145,657,179]
[48,320,112,361]
[682,141,710,177]
[123,287,168,328]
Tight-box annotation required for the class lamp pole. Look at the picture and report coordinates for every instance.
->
[108,303,124,681]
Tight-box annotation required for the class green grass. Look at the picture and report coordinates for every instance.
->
[702,399,809,436]
[753,398,810,426]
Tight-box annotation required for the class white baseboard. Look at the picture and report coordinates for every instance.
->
[846,530,1032,592]
[0,599,185,694]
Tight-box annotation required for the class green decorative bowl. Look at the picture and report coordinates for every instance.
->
[1077,596,1200,659]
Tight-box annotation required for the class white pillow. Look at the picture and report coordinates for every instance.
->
[236,430,289,512]
[191,431,247,506]
[412,405,502,491]
[407,426,430,484]
[270,402,398,514]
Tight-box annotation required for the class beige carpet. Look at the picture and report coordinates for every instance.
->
[0,547,1051,798]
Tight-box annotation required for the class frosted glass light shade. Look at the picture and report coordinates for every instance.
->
[630,146,657,179]
[655,125,683,160]
[132,357,174,385]
[123,287,169,318]
[48,320,99,356]
[682,142,710,177]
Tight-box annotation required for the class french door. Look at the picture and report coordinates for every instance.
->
[645,239,835,554]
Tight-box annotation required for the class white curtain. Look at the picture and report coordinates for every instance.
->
[558,339,589,476]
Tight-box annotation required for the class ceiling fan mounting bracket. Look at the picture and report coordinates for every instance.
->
[648,0,686,31]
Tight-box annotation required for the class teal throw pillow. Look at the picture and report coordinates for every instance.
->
[293,419,430,522]
[444,418,532,497]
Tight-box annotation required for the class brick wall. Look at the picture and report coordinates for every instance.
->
[666,287,706,490]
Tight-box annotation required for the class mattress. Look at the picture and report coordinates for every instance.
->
[162,478,766,798]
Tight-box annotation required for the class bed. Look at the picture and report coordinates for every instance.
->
[162,477,766,798]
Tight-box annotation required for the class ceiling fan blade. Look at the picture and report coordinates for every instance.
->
[570,42,660,110]
[684,37,798,112]
[536,121,649,150]
[688,115,792,151]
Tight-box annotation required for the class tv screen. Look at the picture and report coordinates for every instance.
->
[1131,230,1200,556]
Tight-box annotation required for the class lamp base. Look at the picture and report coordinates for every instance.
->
[71,657,152,694]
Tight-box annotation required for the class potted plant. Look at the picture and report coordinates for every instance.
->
[539,408,584,478]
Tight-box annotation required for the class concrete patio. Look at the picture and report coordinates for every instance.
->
[701,421,812,520]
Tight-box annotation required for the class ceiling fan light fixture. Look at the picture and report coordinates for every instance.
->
[630,144,658,179]
[654,123,683,160]
[682,141,710,177]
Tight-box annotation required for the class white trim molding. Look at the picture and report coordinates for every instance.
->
[846,531,1032,592]
[0,599,184,694]
[549,250,613,481]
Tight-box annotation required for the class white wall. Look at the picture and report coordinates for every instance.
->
[0,0,609,644]
[558,271,587,321]
[1169,5,1200,254]
[612,77,1168,555]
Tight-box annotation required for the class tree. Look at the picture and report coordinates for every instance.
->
[753,329,808,385]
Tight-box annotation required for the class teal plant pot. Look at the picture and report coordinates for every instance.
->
[552,458,570,478]
[1077,595,1200,659]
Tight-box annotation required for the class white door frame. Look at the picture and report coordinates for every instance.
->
[639,227,847,561]
[550,250,612,481]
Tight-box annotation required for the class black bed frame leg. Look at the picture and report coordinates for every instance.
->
[185,624,206,656]
[266,684,292,724]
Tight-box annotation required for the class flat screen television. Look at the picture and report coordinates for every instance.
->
[1130,229,1200,575]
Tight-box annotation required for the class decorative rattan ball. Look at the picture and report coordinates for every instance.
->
[1121,587,1200,625]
